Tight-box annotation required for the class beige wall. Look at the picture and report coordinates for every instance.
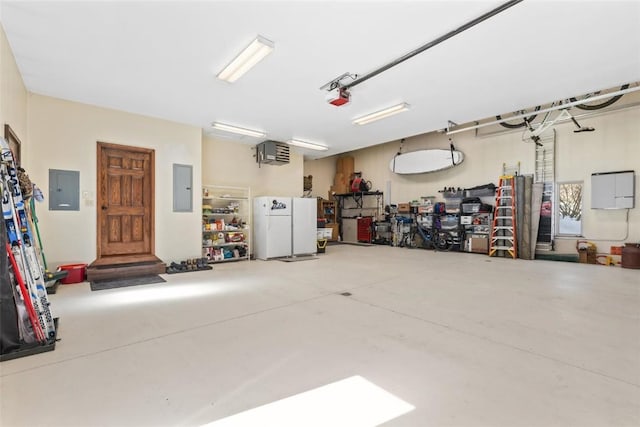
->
[552,108,640,252]
[0,24,27,151]
[27,94,203,266]
[202,135,304,197]
[306,105,640,253]
[302,155,336,200]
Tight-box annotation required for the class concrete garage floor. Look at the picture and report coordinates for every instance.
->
[1,244,639,426]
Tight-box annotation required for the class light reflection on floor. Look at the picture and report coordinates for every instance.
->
[56,281,228,314]
[202,375,415,427]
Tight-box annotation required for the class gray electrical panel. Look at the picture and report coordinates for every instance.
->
[591,170,635,209]
[256,140,290,166]
[49,169,80,211]
[173,164,193,212]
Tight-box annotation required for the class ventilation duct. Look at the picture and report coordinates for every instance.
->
[256,140,290,166]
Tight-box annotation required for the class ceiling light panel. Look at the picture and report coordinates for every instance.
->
[217,35,274,83]
[353,103,410,125]
[211,122,266,138]
[288,139,329,151]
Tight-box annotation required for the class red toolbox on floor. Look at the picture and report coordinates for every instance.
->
[357,217,373,243]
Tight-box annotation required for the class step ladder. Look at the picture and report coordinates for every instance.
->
[489,175,517,259]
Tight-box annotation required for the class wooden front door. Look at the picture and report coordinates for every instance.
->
[96,142,155,262]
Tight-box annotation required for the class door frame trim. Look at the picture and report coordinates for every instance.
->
[95,141,156,263]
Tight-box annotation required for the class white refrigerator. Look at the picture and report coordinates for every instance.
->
[254,197,292,260]
[292,197,318,256]
[253,197,318,259]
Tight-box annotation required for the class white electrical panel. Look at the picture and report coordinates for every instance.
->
[591,170,635,209]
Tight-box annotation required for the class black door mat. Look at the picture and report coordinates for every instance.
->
[278,255,319,262]
[534,253,579,262]
[90,275,166,291]
[339,242,375,247]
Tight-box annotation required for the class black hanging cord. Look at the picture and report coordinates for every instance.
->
[449,138,459,165]
[392,138,405,173]
[343,0,524,90]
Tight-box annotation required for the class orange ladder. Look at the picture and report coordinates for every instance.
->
[489,175,517,259]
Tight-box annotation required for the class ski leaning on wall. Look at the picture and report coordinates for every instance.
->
[1,136,55,345]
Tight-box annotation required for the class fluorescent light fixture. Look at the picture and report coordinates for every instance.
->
[288,139,328,151]
[217,36,274,82]
[353,103,410,125]
[211,122,266,138]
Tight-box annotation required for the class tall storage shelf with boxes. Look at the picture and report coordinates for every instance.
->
[202,185,251,263]
[317,199,338,241]
[460,199,493,254]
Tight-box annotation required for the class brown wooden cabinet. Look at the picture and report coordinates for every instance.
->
[317,199,339,241]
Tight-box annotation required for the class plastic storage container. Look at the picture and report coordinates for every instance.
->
[58,264,87,284]
[317,228,332,239]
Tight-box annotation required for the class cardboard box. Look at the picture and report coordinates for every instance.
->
[469,237,488,254]
[337,156,355,177]
[333,172,349,194]
[578,248,597,264]
[398,203,410,213]
[335,184,349,195]
[326,223,339,240]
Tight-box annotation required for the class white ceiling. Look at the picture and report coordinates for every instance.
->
[2,1,639,158]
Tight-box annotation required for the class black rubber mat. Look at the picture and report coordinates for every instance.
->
[90,275,166,291]
[278,256,318,262]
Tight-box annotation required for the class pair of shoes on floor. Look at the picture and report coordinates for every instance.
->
[166,258,211,274]
[188,258,210,270]
[194,258,210,270]
[166,261,186,274]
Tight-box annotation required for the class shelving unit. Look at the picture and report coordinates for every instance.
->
[317,198,338,241]
[334,191,383,243]
[202,185,251,263]
[461,210,493,254]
